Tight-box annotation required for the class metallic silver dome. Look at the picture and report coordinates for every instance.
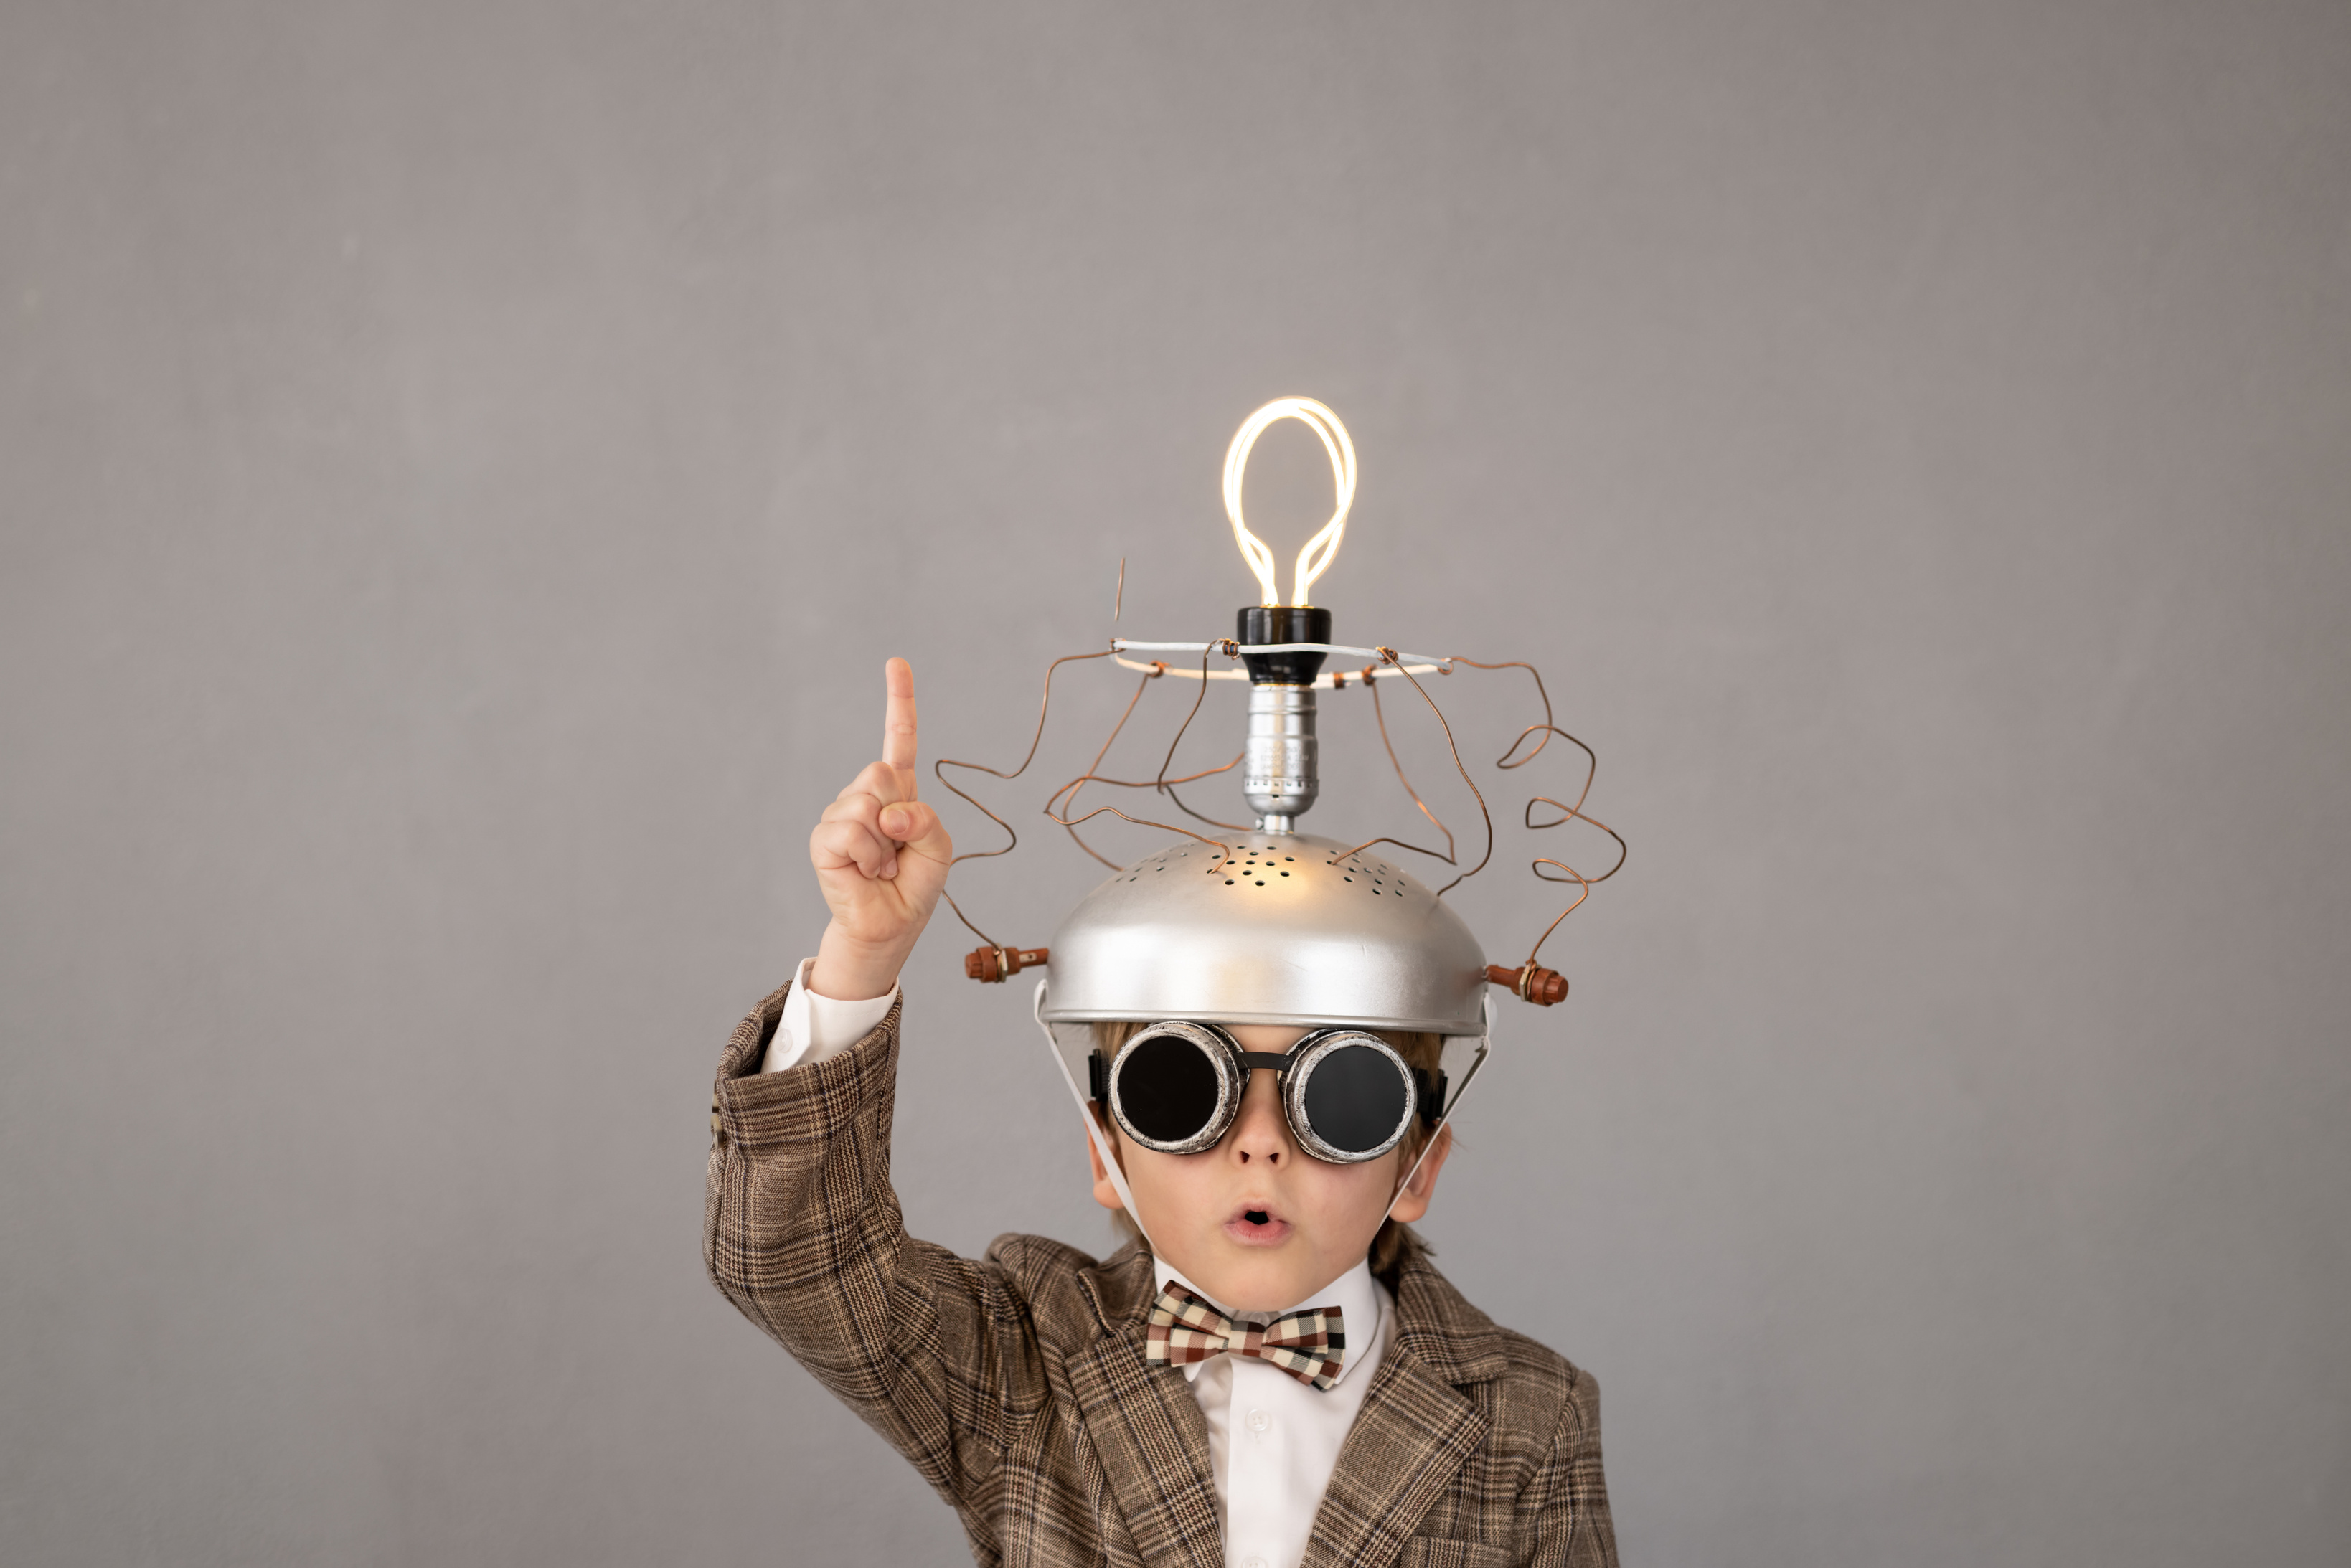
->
[1040,832,1489,1034]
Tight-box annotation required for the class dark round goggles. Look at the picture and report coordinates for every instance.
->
[1088,1021,1446,1165]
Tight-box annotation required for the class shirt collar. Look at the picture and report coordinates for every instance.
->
[1149,1253,1383,1392]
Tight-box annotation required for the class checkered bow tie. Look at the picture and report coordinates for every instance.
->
[1144,1280,1346,1392]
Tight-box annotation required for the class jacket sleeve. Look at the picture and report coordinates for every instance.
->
[1525,1366,1618,1567]
[703,982,1046,1508]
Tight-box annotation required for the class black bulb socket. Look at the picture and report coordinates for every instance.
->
[1236,605,1333,686]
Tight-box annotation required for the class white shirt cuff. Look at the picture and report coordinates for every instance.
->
[760,957,898,1072]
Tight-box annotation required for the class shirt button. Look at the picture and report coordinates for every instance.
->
[1247,1408,1271,1432]
[1244,1558,1270,1568]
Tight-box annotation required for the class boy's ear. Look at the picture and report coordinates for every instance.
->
[1085,1106,1126,1212]
[1385,1124,1454,1224]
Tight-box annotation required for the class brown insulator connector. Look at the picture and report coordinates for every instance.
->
[965,945,1050,983]
[1486,963,1568,1006]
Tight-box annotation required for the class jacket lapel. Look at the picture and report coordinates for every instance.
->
[1068,1252,1225,1568]
[1295,1343,1487,1568]
[1296,1236,1507,1568]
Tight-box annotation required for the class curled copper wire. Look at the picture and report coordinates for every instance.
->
[1151,641,1253,833]
[1327,649,1494,897]
[1044,799,1233,872]
[936,626,1621,979]
[1045,643,1242,864]
[1452,657,1559,769]
[1050,669,1157,869]
[1511,727,1626,968]
[934,643,1253,947]
[1367,663,1454,864]
[1446,658,1626,968]
[932,648,1113,947]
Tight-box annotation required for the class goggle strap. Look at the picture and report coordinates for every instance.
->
[1034,980,1155,1253]
[1382,993,1495,1227]
[1416,1068,1448,1128]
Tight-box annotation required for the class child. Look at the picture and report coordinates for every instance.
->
[707,659,1619,1567]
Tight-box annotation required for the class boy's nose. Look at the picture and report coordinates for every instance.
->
[1227,1069,1294,1166]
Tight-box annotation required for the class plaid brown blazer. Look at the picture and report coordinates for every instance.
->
[706,981,1619,1568]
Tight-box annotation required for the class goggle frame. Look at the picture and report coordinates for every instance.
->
[1088,1019,1446,1165]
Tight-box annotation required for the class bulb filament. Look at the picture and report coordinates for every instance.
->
[1222,397,1357,607]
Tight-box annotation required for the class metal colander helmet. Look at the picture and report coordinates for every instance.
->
[1039,833,1487,1034]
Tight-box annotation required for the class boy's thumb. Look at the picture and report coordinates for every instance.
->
[880,802,947,854]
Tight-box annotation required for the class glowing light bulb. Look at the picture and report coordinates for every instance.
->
[1222,397,1357,608]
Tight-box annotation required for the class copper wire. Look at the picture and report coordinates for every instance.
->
[1152,641,1253,832]
[1043,799,1235,869]
[1520,819,1625,965]
[933,648,1114,946]
[1415,656,1624,963]
[936,624,1623,972]
[1044,638,1249,836]
[1045,643,1245,858]
[1052,670,1158,868]
[1328,649,1494,897]
[936,642,1262,943]
[1525,863,1593,968]
[1040,647,1239,866]
[1050,754,1245,798]
[1367,661,1455,864]
[1451,658,1558,770]
[1525,783,1626,876]
[1509,722,1626,966]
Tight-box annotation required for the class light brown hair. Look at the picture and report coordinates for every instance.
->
[1088,1020,1448,1277]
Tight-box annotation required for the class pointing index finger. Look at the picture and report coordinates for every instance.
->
[882,656,918,794]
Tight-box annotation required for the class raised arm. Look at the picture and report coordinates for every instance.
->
[709,661,1046,1524]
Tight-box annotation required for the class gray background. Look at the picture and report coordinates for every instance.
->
[4,2,2346,1564]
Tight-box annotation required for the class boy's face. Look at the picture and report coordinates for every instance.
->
[1088,1024,1451,1313]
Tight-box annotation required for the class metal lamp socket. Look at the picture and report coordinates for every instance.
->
[1243,683,1317,831]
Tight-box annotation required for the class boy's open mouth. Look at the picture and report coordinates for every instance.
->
[1222,1201,1291,1246]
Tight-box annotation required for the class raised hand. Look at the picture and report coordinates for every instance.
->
[809,658,954,1001]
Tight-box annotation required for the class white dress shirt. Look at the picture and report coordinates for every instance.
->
[758,958,899,1073]
[1153,1257,1393,1568]
[765,961,1395,1568]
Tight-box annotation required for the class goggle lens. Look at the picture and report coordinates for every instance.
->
[1296,1042,1413,1156]
[1113,1031,1226,1145]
